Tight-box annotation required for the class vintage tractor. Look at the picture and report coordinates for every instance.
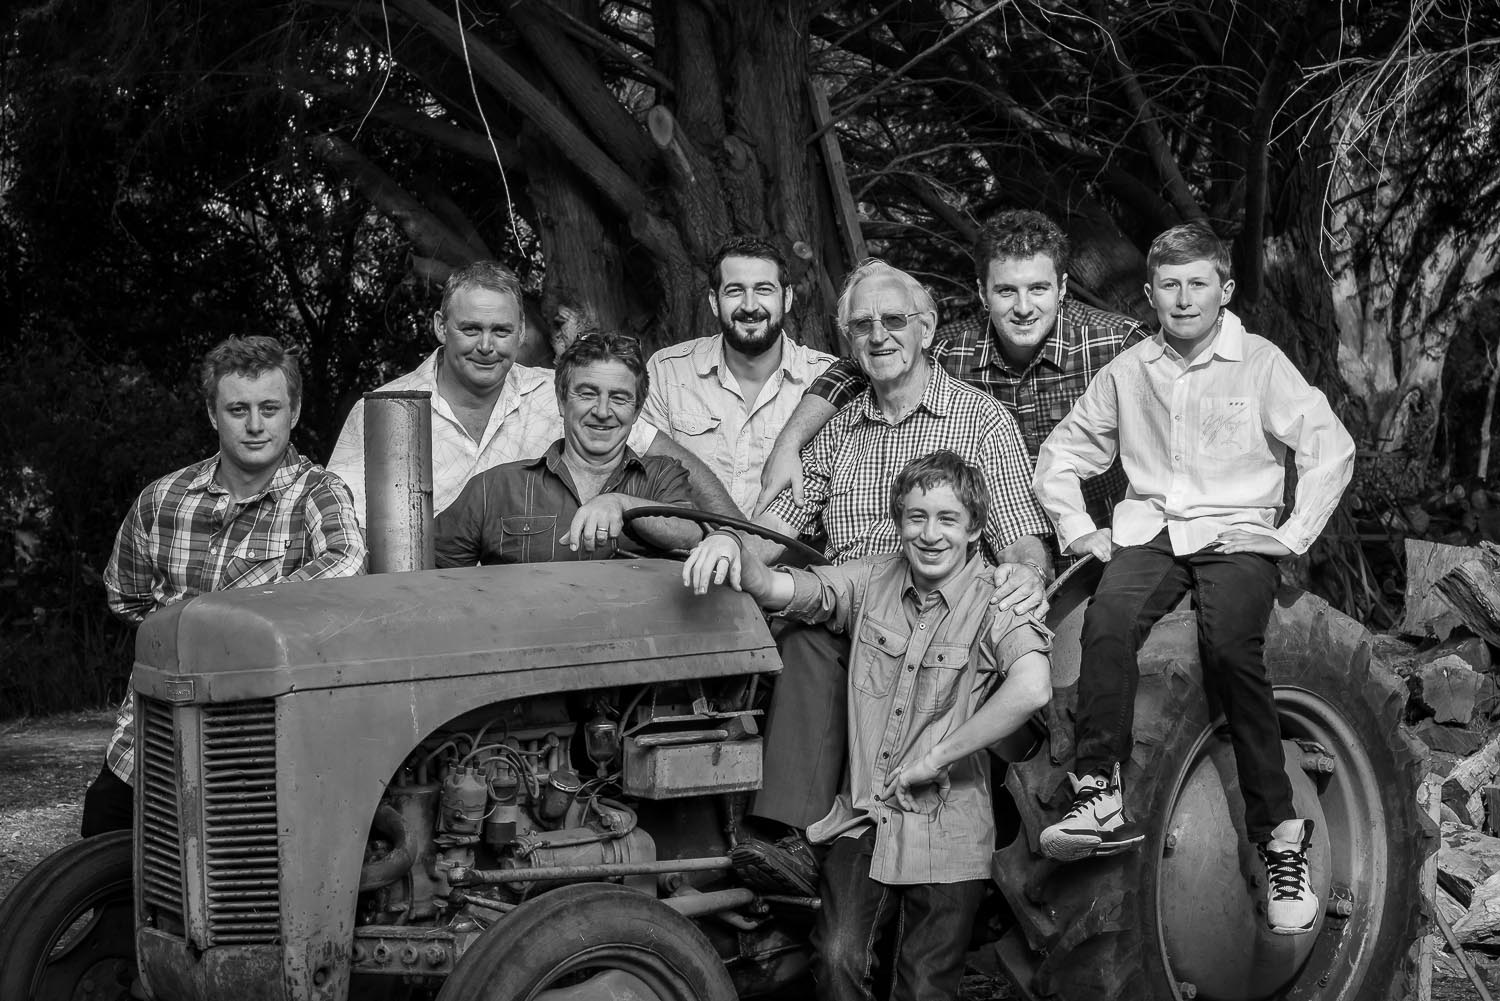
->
[0,401,1432,1000]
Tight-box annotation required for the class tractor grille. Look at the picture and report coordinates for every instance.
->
[201,701,280,945]
[138,697,185,925]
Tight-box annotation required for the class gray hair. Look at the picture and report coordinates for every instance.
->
[835,259,937,334]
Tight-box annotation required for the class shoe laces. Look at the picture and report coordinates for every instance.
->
[1262,843,1310,901]
[1063,780,1109,820]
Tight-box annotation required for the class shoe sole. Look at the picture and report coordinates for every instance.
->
[730,844,819,897]
[1039,830,1145,862]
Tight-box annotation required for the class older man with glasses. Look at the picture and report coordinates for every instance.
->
[691,259,1052,894]
[434,332,704,566]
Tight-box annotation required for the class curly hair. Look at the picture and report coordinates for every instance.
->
[199,336,303,410]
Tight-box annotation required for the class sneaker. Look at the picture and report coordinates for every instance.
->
[1038,763,1144,862]
[1261,818,1318,935]
[730,833,819,896]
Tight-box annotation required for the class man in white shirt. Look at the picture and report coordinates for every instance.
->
[1031,223,1355,937]
[328,261,737,525]
[642,236,836,516]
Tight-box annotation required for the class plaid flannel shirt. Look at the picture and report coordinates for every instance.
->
[103,445,366,784]
[767,364,1051,564]
[808,300,1145,527]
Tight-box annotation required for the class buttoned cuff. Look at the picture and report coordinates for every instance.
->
[775,566,828,622]
[1056,514,1099,555]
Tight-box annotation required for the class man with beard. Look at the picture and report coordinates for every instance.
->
[642,236,836,516]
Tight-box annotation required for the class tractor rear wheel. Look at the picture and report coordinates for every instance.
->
[0,831,136,1001]
[996,586,1432,1001]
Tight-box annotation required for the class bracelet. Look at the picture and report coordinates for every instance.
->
[706,528,743,550]
[1021,559,1050,585]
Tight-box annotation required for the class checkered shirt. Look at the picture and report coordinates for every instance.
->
[807,299,1145,524]
[767,364,1051,564]
[103,445,366,784]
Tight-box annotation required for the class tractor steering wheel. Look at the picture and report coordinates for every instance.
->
[621,505,831,568]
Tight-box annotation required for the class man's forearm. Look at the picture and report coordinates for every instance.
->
[645,436,739,517]
[922,653,1051,770]
[770,395,837,457]
[998,534,1052,577]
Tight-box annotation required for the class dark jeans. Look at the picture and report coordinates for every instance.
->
[1074,530,1292,841]
[752,620,850,829]
[81,762,133,838]
[813,829,985,1001]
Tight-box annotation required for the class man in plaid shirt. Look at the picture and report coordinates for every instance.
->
[691,260,1052,893]
[754,209,1146,537]
[81,336,366,837]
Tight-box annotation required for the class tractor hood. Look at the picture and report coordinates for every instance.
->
[131,560,779,704]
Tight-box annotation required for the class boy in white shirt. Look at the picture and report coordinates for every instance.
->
[1031,223,1355,936]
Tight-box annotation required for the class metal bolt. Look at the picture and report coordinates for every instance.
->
[1164,832,1178,854]
[372,944,391,965]
[1300,753,1337,774]
[400,945,420,966]
[1178,982,1198,999]
[1250,872,1264,888]
[1329,897,1354,917]
[425,944,447,967]
[81,980,95,994]
[352,943,368,963]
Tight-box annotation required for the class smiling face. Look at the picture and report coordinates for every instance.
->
[979,253,1066,366]
[709,255,792,359]
[210,369,298,482]
[847,273,935,389]
[896,482,982,591]
[560,359,641,463]
[434,285,524,399]
[1146,259,1234,355]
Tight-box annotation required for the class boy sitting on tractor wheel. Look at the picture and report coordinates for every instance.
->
[1031,223,1356,935]
[684,450,1053,1001]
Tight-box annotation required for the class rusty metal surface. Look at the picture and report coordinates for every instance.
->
[622,735,763,799]
[364,391,433,574]
[136,929,291,1001]
[455,856,734,884]
[131,559,779,703]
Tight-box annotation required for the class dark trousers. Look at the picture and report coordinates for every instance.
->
[81,762,133,838]
[1074,530,1292,841]
[752,621,850,829]
[813,830,985,1001]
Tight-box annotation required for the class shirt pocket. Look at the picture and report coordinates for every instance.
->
[221,533,292,589]
[915,642,969,714]
[501,515,557,564]
[1198,397,1259,460]
[853,618,906,698]
[669,409,721,439]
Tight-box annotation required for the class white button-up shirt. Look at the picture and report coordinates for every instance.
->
[328,351,657,525]
[641,333,835,515]
[1033,310,1354,556]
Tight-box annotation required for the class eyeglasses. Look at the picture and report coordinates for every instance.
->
[568,386,638,410]
[846,311,924,337]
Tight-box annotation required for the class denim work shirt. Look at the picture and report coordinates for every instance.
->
[432,439,692,566]
[783,552,1053,884]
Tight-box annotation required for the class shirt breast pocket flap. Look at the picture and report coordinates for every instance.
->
[916,642,968,713]
[222,533,291,587]
[670,410,721,438]
[1199,396,1258,459]
[500,515,557,541]
[854,618,906,698]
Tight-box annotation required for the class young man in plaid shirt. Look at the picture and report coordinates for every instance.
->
[81,336,366,837]
[691,260,1052,894]
[756,209,1145,544]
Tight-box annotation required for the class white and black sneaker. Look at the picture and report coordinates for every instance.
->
[1261,818,1318,935]
[1039,763,1144,862]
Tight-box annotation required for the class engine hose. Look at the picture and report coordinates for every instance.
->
[359,804,420,892]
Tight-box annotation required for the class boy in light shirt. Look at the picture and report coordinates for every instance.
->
[685,451,1053,1000]
[1032,223,1355,936]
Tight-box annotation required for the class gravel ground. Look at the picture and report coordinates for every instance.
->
[0,713,1474,1000]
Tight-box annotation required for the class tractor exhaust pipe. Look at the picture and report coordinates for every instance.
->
[363,390,433,572]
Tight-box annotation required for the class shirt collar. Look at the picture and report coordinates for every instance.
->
[535,437,646,475]
[856,361,953,424]
[901,548,988,610]
[1143,308,1244,365]
[189,444,306,499]
[695,333,810,384]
